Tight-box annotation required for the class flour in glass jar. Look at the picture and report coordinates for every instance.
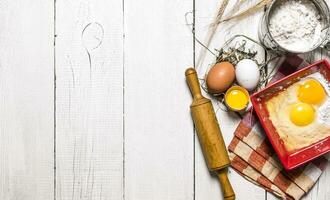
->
[269,0,324,52]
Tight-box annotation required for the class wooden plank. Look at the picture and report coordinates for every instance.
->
[266,53,330,200]
[298,3,330,199]
[308,153,330,200]
[55,0,124,199]
[0,1,54,199]
[267,2,330,199]
[306,49,330,200]
[194,0,266,199]
[123,0,194,199]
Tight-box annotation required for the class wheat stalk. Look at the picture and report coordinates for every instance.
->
[221,0,273,23]
[196,0,274,70]
[196,0,229,70]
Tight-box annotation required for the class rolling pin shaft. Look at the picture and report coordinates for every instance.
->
[185,68,235,200]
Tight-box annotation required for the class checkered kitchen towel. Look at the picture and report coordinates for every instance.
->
[228,56,329,200]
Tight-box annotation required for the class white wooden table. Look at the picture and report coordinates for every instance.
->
[0,0,329,199]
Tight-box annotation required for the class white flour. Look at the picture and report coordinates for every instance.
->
[306,73,330,125]
[269,0,323,52]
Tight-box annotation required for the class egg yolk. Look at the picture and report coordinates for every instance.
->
[225,89,248,110]
[298,79,326,105]
[290,103,315,126]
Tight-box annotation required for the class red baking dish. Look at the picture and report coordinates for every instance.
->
[251,59,330,170]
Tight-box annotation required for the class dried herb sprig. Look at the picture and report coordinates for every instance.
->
[215,41,258,65]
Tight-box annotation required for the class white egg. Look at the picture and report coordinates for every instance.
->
[235,59,260,91]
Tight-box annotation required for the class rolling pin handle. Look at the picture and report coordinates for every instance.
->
[185,68,203,100]
[217,168,236,200]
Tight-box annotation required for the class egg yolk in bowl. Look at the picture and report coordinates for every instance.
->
[298,79,326,105]
[266,73,330,152]
[289,102,315,126]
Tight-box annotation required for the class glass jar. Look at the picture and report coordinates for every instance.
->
[258,0,330,54]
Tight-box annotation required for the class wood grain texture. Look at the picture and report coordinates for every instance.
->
[0,0,329,199]
[55,0,123,199]
[194,0,266,200]
[124,0,194,199]
[0,0,54,199]
[305,48,330,200]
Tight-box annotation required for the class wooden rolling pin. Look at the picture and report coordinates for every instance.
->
[185,68,235,200]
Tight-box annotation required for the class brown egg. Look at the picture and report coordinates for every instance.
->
[206,62,235,93]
